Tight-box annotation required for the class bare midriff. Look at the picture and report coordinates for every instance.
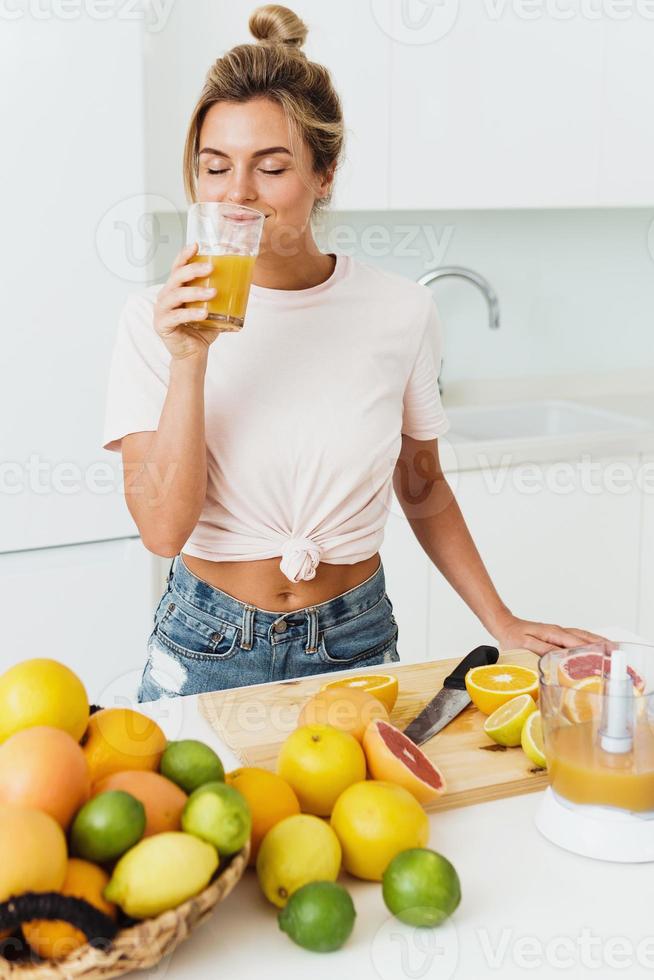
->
[179,551,382,613]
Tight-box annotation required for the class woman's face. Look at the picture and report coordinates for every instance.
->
[195,97,332,258]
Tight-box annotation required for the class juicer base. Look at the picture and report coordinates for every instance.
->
[535,787,654,863]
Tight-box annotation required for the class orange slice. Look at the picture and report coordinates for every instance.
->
[465,664,539,716]
[562,675,603,724]
[320,674,399,714]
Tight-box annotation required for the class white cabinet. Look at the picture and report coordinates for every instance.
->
[0,539,159,705]
[426,454,642,657]
[639,453,654,641]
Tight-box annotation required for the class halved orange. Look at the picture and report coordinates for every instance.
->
[465,664,539,716]
[320,674,399,714]
[562,675,603,724]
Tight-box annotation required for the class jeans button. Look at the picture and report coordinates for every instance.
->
[273,620,288,633]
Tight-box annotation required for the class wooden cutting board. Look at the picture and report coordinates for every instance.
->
[198,650,550,812]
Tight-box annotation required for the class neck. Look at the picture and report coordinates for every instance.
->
[253,232,336,290]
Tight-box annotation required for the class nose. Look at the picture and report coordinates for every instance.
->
[224,167,257,205]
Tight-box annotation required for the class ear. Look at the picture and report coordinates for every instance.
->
[315,166,335,199]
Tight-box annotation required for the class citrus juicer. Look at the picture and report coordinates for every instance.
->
[535,641,654,862]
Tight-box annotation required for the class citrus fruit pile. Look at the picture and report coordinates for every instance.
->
[0,658,250,962]
[238,675,460,953]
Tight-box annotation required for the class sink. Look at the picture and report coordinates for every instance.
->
[445,399,649,443]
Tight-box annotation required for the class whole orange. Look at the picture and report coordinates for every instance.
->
[0,726,90,829]
[91,770,187,837]
[297,687,389,743]
[81,708,167,783]
[22,858,117,960]
[226,767,300,864]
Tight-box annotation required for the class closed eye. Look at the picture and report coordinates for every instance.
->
[207,168,287,176]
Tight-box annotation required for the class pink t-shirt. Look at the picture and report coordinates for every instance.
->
[102,254,450,583]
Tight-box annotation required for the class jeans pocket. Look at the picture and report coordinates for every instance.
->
[317,595,399,667]
[156,595,242,662]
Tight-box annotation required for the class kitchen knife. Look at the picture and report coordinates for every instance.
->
[402,645,499,746]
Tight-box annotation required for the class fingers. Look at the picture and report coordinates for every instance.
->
[562,627,611,644]
[158,306,208,336]
[171,242,198,272]
[170,259,213,288]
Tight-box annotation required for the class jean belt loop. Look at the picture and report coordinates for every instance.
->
[240,604,255,650]
[305,606,318,655]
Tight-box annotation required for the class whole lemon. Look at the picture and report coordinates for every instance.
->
[256,813,341,908]
[330,781,429,881]
[0,805,67,902]
[82,708,167,783]
[0,659,88,743]
[22,858,117,960]
[104,832,218,919]
[277,724,366,816]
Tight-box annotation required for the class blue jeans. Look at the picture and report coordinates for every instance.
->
[137,554,400,701]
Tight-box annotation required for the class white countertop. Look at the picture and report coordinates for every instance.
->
[132,624,654,980]
[439,368,654,473]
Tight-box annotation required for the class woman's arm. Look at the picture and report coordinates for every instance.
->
[121,352,209,556]
[392,434,608,655]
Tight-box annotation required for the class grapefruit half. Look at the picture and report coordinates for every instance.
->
[557,652,644,692]
[362,720,446,805]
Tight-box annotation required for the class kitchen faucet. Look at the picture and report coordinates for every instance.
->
[417,266,500,396]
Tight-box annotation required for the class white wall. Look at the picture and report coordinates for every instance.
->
[146,206,654,386]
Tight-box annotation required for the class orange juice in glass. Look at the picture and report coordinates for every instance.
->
[184,202,264,330]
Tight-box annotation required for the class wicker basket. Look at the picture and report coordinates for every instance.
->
[0,841,249,979]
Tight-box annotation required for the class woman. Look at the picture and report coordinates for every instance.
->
[102,4,605,702]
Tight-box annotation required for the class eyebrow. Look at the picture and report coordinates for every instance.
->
[198,146,292,158]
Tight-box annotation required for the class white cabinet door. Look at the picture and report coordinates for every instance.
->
[639,453,654,641]
[380,493,432,665]
[144,0,390,212]
[388,9,604,209]
[428,455,642,658]
[0,539,158,705]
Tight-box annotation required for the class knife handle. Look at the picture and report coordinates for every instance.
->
[443,645,499,691]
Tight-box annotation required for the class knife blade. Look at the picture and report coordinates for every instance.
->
[402,645,499,746]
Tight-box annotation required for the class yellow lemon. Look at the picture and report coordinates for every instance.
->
[256,813,341,908]
[0,658,89,743]
[521,711,547,768]
[483,693,537,747]
[320,674,399,714]
[277,724,366,816]
[465,663,539,716]
[330,780,429,881]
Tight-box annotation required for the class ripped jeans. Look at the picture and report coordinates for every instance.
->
[137,553,401,701]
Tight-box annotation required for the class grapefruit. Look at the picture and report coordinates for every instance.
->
[0,726,90,829]
[81,708,167,782]
[0,805,68,902]
[0,658,89,743]
[92,770,187,837]
[22,858,117,960]
[277,724,366,816]
[298,687,389,742]
[362,720,446,805]
[557,651,644,692]
[320,674,399,713]
[330,780,429,881]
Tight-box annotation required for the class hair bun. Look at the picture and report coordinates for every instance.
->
[249,4,308,51]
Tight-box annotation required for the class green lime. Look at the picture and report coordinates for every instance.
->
[70,790,145,863]
[181,781,251,856]
[160,739,225,794]
[382,848,461,927]
[278,881,356,952]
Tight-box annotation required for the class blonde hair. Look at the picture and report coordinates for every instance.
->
[182,4,344,212]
